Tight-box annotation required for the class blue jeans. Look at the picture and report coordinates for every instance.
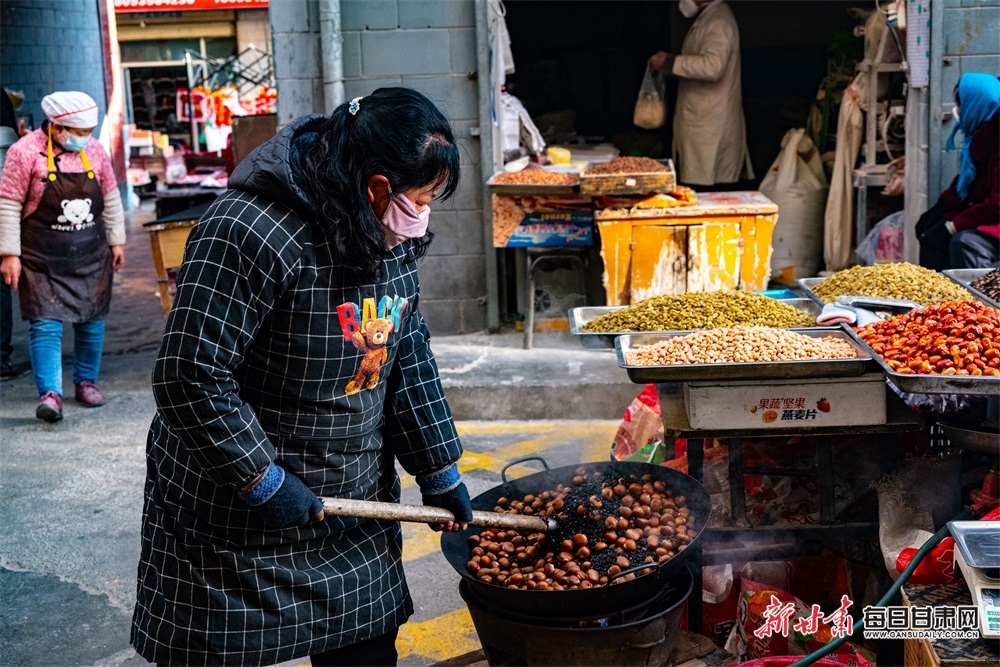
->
[28,318,104,397]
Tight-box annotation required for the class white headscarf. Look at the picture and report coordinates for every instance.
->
[41,91,99,129]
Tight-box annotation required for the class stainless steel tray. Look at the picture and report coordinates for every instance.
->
[849,331,1000,396]
[943,268,1000,309]
[614,328,872,384]
[569,299,823,350]
[486,172,580,196]
[799,274,983,308]
[947,521,1000,569]
[796,277,826,306]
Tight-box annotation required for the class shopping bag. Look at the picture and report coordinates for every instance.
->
[759,129,828,283]
[855,211,904,266]
[633,65,667,130]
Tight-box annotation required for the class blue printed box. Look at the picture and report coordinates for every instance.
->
[492,195,594,248]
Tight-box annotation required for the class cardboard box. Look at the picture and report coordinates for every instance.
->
[683,373,887,430]
[492,194,593,248]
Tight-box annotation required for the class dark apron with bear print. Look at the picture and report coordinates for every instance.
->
[19,162,112,323]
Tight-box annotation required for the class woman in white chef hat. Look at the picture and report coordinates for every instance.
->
[0,90,125,422]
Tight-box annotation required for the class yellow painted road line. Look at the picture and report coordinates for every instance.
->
[401,522,443,562]
[455,419,619,436]
[399,421,620,490]
[396,607,479,661]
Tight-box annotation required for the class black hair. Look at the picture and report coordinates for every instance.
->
[954,82,961,106]
[295,87,460,283]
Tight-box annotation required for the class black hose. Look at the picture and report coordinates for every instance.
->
[788,510,975,667]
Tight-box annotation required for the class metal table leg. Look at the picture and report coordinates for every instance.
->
[687,437,705,634]
[524,252,537,350]
[728,439,747,524]
[523,249,588,350]
[856,181,868,250]
[818,440,837,524]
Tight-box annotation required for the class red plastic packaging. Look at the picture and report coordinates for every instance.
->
[739,657,864,667]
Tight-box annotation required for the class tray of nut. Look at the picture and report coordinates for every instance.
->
[579,157,676,195]
[615,327,871,384]
[852,300,1000,394]
[943,268,1000,310]
[797,262,974,308]
[487,167,581,195]
[570,292,823,349]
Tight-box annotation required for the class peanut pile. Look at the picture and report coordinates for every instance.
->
[857,300,1000,376]
[971,269,1000,302]
[467,469,693,590]
[585,157,670,175]
[624,327,859,366]
[491,169,579,186]
[581,291,815,332]
[811,262,970,306]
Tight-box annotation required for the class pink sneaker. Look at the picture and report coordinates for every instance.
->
[74,380,106,407]
[36,391,63,422]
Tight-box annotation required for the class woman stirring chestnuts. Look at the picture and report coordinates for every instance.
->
[131,88,473,666]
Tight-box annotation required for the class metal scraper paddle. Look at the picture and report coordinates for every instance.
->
[320,496,557,532]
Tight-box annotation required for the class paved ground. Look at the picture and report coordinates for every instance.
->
[0,203,629,666]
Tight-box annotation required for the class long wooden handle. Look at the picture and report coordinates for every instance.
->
[320,496,555,532]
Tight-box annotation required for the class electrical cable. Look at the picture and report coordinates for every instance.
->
[788,509,976,667]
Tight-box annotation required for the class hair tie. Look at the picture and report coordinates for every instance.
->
[349,96,363,116]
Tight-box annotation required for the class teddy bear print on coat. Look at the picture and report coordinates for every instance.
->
[344,317,395,395]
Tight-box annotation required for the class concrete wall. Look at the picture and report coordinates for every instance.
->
[0,0,109,134]
[270,0,485,335]
[236,8,272,59]
[928,0,1000,200]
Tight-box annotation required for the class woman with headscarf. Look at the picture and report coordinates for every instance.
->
[917,73,1000,270]
[0,91,125,422]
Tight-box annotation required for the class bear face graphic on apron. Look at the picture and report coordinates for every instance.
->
[18,131,112,323]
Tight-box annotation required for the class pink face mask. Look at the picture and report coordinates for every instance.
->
[381,193,430,249]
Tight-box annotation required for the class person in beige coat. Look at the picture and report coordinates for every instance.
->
[650,0,754,187]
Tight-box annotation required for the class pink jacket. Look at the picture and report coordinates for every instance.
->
[0,128,125,255]
[0,128,118,217]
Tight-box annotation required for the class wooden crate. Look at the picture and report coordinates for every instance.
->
[579,169,676,195]
[901,584,997,667]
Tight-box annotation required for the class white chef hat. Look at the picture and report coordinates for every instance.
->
[41,91,99,129]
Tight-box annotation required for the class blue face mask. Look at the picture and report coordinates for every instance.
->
[59,132,90,152]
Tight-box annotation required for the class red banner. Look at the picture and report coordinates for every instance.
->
[115,0,268,12]
[176,88,209,122]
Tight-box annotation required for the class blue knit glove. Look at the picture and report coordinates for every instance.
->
[416,463,473,523]
[238,462,324,529]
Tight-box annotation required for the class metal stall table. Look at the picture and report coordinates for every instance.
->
[489,183,594,349]
[654,381,923,632]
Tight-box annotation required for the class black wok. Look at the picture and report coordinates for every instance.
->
[441,457,712,620]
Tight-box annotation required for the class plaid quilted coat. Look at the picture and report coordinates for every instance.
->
[131,116,463,665]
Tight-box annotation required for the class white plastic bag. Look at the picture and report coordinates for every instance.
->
[873,455,960,579]
[759,129,829,283]
[856,210,904,266]
[633,65,666,130]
